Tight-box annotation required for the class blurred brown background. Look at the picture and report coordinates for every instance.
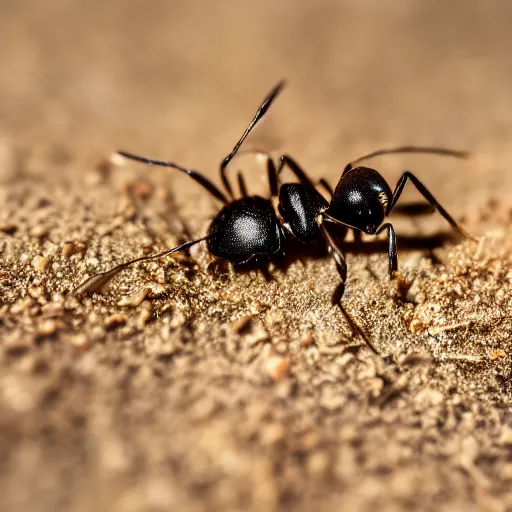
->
[2,1,512,511]
[2,1,512,170]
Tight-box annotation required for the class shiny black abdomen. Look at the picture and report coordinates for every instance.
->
[278,183,328,243]
[207,196,283,263]
[327,167,392,234]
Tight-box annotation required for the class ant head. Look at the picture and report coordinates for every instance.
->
[207,196,283,264]
[327,167,392,234]
[278,183,328,244]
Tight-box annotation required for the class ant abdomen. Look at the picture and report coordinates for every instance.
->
[207,196,283,264]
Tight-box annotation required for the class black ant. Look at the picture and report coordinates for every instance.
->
[75,82,474,354]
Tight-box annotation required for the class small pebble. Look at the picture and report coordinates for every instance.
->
[415,388,444,408]
[169,310,186,329]
[306,451,330,477]
[11,297,34,314]
[260,423,286,446]
[117,288,150,308]
[104,313,127,329]
[28,286,45,299]
[501,463,512,481]
[300,332,315,347]
[37,319,57,337]
[125,179,153,199]
[86,257,100,268]
[90,325,106,342]
[62,241,86,258]
[301,431,321,451]
[499,426,512,446]
[265,355,291,382]
[41,301,63,318]
[88,152,124,185]
[31,225,50,238]
[408,318,426,333]
[246,328,270,347]
[136,309,152,329]
[155,267,166,284]
[491,349,506,359]
[69,333,89,350]
[231,314,255,334]
[0,224,17,235]
[32,255,50,271]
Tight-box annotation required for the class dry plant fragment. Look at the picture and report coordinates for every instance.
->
[428,321,471,336]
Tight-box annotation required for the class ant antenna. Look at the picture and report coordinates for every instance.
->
[74,237,209,295]
[343,146,470,175]
[220,81,286,199]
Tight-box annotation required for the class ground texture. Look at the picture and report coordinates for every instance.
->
[1,1,512,511]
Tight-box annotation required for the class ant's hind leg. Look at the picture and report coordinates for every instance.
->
[237,172,248,198]
[277,155,334,198]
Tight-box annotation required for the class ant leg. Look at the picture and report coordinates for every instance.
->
[220,81,286,199]
[237,172,248,198]
[267,158,279,197]
[392,202,435,217]
[375,223,398,278]
[338,303,380,355]
[317,178,333,198]
[118,151,228,204]
[319,222,348,297]
[220,150,281,199]
[320,221,380,355]
[221,149,280,198]
[277,154,316,189]
[388,171,476,240]
[342,146,469,176]
[277,155,335,200]
[74,237,209,295]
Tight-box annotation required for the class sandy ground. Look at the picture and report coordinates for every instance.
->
[1,1,512,511]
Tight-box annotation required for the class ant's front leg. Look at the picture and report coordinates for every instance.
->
[318,221,348,299]
[375,223,398,279]
[320,219,381,355]
[388,170,476,241]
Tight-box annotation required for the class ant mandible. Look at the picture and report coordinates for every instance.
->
[75,82,475,354]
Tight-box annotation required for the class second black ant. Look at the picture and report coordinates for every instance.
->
[75,82,475,354]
